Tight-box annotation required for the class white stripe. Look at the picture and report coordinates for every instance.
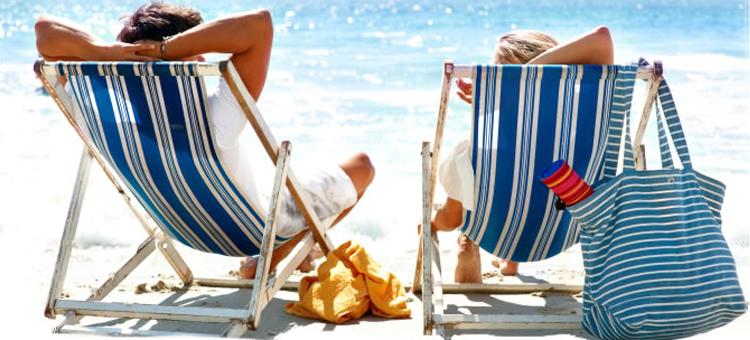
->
[588,254,736,284]
[530,65,568,261]
[505,66,544,258]
[142,75,212,251]
[470,66,498,244]
[616,290,744,316]
[622,301,745,323]
[118,76,221,252]
[595,269,740,302]
[585,235,729,274]
[586,241,730,278]
[173,77,243,255]
[185,77,266,248]
[492,66,531,256]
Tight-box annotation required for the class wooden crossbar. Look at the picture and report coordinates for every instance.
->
[434,314,582,330]
[413,61,662,335]
[35,59,340,337]
[55,300,248,324]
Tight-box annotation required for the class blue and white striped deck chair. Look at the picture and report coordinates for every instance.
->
[416,61,654,335]
[35,59,338,337]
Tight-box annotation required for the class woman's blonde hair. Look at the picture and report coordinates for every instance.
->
[494,30,558,65]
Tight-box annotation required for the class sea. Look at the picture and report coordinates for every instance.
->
[0,0,748,282]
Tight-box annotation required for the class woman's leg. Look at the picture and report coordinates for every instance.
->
[490,258,519,276]
[430,197,483,283]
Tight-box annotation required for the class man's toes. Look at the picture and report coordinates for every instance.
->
[310,245,325,260]
[238,256,259,279]
[297,254,317,273]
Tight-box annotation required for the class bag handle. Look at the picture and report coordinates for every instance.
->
[621,78,692,171]
[654,101,675,169]
[656,79,693,168]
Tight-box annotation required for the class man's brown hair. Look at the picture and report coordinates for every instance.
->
[117,2,202,43]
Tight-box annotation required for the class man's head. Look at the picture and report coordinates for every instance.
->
[494,30,558,65]
[117,2,202,43]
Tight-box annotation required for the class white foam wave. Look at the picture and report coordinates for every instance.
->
[1,53,747,274]
[362,31,406,38]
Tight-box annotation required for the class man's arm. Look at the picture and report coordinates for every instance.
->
[139,10,274,101]
[35,14,158,62]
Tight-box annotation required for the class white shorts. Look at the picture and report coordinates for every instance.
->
[272,165,358,238]
[439,139,476,211]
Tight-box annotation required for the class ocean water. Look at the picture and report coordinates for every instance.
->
[0,0,748,280]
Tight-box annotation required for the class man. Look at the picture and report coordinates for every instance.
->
[35,2,375,278]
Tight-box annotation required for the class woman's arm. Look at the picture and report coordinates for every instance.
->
[528,26,614,65]
[455,26,614,103]
[35,14,158,62]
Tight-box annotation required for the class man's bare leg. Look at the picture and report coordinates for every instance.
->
[239,152,375,279]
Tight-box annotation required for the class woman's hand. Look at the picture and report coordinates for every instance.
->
[456,78,473,104]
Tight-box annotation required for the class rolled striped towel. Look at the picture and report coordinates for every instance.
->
[540,160,593,207]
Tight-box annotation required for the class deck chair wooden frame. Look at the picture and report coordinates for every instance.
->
[412,61,662,335]
[35,59,339,337]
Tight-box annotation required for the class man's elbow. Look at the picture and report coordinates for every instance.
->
[245,9,273,42]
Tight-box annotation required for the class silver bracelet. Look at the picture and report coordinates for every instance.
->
[160,36,171,61]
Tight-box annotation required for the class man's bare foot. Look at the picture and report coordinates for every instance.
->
[309,244,325,260]
[490,258,519,276]
[454,233,482,283]
[296,253,317,273]
[238,256,259,279]
[238,252,320,280]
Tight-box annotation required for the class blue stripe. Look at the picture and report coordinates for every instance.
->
[461,65,631,262]
[64,65,270,257]
[55,61,203,77]
[514,65,562,260]
[567,78,745,339]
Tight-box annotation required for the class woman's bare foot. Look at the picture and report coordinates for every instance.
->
[490,258,519,276]
[454,233,482,283]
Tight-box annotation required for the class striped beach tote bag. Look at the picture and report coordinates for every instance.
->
[567,79,747,340]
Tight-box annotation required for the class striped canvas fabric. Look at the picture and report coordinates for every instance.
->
[62,61,285,257]
[568,79,746,339]
[462,64,636,262]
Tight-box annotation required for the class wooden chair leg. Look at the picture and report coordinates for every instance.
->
[223,141,293,336]
[633,75,661,170]
[45,148,93,319]
[54,233,160,332]
[421,142,435,335]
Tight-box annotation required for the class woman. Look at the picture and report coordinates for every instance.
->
[433,26,614,283]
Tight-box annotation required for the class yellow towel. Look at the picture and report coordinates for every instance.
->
[284,240,411,323]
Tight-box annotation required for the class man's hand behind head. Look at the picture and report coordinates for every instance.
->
[131,40,162,61]
[96,41,160,61]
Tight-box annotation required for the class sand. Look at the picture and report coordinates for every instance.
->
[1,228,748,339]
